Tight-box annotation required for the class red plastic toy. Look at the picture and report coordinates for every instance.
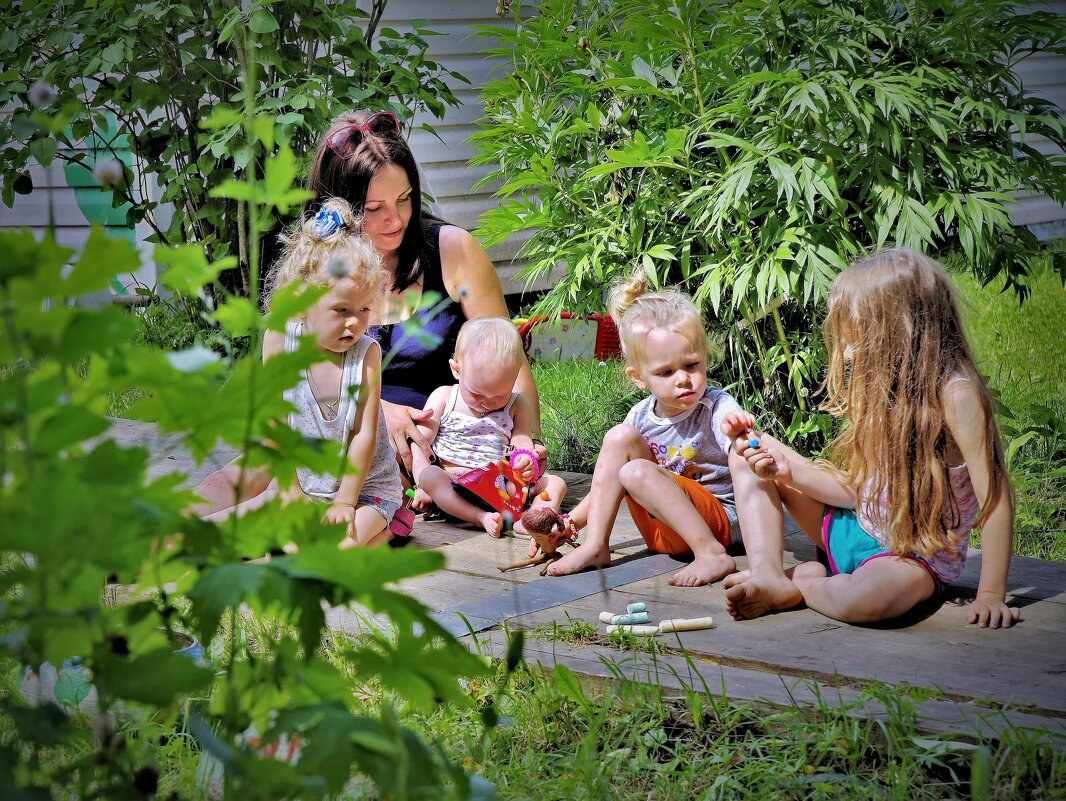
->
[452,459,531,519]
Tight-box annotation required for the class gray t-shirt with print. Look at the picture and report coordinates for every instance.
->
[622,386,741,535]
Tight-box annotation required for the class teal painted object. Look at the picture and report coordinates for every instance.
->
[61,111,137,295]
[17,630,205,714]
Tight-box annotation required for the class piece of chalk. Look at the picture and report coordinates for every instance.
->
[626,602,646,614]
[658,616,715,633]
[610,612,649,625]
[606,624,659,636]
[598,611,614,624]
[748,438,760,448]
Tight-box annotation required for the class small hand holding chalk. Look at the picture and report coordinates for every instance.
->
[746,428,760,449]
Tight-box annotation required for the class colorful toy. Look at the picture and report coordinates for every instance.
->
[452,458,530,519]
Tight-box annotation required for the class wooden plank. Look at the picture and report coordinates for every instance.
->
[497,580,1066,716]
[471,631,1066,745]
[104,420,1066,720]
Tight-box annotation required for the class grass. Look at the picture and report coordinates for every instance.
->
[7,604,1064,800]
[406,645,1066,801]
[531,358,642,472]
[526,614,666,655]
[953,265,1066,561]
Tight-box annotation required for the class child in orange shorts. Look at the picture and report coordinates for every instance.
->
[546,271,754,587]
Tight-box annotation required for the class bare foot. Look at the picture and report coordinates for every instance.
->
[545,542,611,576]
[724,572,803,620]
[667,552,737,587]
[480,512,504,538]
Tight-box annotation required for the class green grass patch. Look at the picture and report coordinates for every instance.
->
[410,651,1065,801]
[954,265,1066,561]
[532,358,642,473]
[526,614,666,655]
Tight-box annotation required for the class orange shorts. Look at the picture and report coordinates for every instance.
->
[625,473,731,556]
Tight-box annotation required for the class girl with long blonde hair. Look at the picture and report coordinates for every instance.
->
[725,248,1018,627]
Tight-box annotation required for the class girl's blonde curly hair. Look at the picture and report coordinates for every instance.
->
[607,271,708,372]
[262,197,384,313]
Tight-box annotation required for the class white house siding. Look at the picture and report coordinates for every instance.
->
[1008,1,1066,237]
[392,1,541,294]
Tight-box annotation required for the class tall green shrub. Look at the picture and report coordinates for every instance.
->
[472,0,1066,438]
[0,0,465,293]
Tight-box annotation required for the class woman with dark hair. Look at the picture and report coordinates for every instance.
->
[307,109,541,473]
[190,110,542,517]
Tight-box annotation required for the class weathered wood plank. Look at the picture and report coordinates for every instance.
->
[471,631,1066,745]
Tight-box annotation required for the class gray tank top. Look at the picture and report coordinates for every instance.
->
[283,322,402,505]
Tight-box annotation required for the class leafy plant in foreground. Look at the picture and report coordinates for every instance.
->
[0,98,498,801]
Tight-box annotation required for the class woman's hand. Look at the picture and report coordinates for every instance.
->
[381,399,434,473]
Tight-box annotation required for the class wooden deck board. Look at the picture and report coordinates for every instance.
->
[115,419,1066,735]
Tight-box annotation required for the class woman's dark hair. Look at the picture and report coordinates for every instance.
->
[304,110,447,292]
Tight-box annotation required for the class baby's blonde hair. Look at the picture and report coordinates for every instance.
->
[608,271,708,371]
[454,317,524,369]
[263,197,384,312]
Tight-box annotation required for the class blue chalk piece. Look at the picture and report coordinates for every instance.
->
[626,602,646,614]
[610,612,650,625]
[748,438,760,449]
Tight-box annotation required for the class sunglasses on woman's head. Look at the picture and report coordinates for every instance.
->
[325,111,401,159]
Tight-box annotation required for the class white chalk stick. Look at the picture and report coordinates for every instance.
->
[606,624,659,636]
[598,611,614,624]
[658,616,715,633]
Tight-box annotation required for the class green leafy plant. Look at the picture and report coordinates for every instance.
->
[473,0,1066,441]
[0,0,465,293]
[532,358,643,471]
[0,87,501,801]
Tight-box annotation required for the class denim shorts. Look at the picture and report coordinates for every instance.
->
[359,493,400,524]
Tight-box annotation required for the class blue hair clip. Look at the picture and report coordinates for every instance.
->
[310,207,345,239]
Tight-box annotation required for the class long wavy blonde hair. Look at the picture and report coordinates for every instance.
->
[263,197,384,313]
[607,272,707,372]
[822,248,1007,557]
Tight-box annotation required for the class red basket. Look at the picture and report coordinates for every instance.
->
[516,312,621,362]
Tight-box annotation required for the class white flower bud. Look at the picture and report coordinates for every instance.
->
[93,158,125,188]
[27,81,57,109]
[327,257,350,278]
